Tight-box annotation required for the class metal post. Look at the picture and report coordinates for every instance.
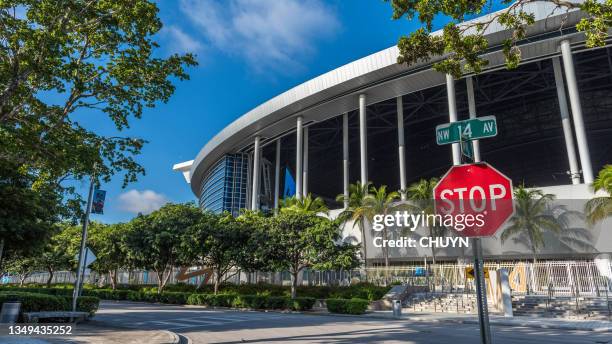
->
[303,127,309,197]
[296,116,303,199]
[446,74,461,165]
[560,40,594,183]
[73,173,95,312]
[251,136,261,211]
[473,238,492,344]
[397,96,407,200]
[359,94,368,185]
[342,113,349,208]
[466,77,481,163]
[274,139,281,213]
[552,57,581,184]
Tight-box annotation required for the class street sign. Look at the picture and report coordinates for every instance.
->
[436,116,497,145]
[433,162,514,237]
[466,266,489,279]
[75,247,96,267]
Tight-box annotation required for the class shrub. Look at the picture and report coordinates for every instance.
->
[326,298,369,315]
[62,296,100,316]
[266,296,288,309]
[84,289,132,300]
[159,292,190,304]
[233,295,268,309]
[0,292,66,313]
[187,293,210,306]
[289,297,315,311]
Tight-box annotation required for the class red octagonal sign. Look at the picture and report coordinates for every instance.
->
[433,163,514,237]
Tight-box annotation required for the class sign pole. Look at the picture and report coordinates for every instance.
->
[473,237,492,344]
[72,173,95,312]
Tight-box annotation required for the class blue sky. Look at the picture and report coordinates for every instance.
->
[80,0,437,223]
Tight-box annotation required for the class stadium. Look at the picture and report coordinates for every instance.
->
[174,3,612,267]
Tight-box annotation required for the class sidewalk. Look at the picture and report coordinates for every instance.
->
[367,310,612,332]
[0,323,180,344]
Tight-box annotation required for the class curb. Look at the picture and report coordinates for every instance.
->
[162,330,180,344]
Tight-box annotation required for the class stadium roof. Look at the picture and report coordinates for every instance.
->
[184,2,588,196]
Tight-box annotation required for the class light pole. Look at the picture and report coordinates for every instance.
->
[72,170,96,312]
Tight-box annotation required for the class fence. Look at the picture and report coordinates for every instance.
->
[4,260,611,297]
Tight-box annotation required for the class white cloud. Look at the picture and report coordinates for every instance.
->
[117,190,169,215]
[162,25,204,54]
[179,0,340,72]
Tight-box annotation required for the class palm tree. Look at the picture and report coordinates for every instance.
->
[585,165,612,225]
[336,182,371,267]
[362,185,401,270]
[281,193,328,214]
[405,178,445,264]
[501,185,564,264]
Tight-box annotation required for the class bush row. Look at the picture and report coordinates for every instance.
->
[9,282,390,301]
[0,292,100,317]
[326,298,370,315]
[186,293,316,311]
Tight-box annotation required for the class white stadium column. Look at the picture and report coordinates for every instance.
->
[446,74,461,165]
[342,113,349,208]
[296,116,303,199]
[397,96,407,200]
[560,40,594,184]
[466,77,481,163]
[274,139,281,213]
[552,56,581,185]
[303,126,309,197]
[359,94,368,185]
[251,136,261,211]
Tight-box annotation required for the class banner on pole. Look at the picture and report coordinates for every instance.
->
[92,189,106,214]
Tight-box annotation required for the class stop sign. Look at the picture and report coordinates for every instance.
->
[433,163,514,237]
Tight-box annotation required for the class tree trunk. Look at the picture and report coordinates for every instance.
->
[359,220,368,267]
[19,274,26,287]
[110,269,117,290]
[158,266,173,294]
[46,269,54,288]
[214,269,223,295]
[290,269,299,299]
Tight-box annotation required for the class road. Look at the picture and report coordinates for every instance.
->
[93,301,612,344]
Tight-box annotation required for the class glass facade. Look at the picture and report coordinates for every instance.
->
[199,153,248,216]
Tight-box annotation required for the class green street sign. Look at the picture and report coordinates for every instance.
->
[435,115,497,145]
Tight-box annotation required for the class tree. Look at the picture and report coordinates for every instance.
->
[4,254,40,286]
[336,182,371,267]
[0,1,197,243]
[262,210,359,298]
[37,224,80,287]
[183,212,262,294]
[405,178,447,264]
[361,185,401,270]
[124,203,201,293]
[501,185,564,263]
[585,165,612,225]
[88,222,128,290]
[281,194,328,214]
[0,159,69,263]
[387,0,612,78]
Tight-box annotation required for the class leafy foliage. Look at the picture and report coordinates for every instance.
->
[259,210,359,298]
[501,185,566,262]
[585,165,612,225]
[0,1,196,254]
[123,203,202,293]
[388,0,612,78]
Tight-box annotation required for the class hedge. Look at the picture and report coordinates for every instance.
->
[326,298,369,315]
[0,292,100,318]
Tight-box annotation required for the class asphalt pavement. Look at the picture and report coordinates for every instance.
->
[91,301,612,344]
